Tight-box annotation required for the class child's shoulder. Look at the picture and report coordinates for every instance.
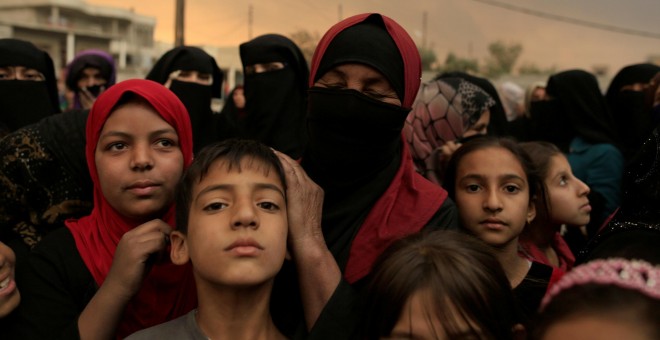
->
[125,309,204,340]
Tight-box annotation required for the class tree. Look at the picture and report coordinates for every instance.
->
[484,41,522,78]
[288,29,321,66]
[418,47,437,71]
[438,52,479,74]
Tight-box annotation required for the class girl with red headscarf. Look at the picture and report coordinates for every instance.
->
[271,13,458,339]
[14,79,197,339]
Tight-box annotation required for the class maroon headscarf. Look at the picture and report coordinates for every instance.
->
[66,79,196,338]
[308,13,448,283]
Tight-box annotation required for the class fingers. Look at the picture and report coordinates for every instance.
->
[273,149,306,183]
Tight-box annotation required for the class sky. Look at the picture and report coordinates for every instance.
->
[87,0,660,74]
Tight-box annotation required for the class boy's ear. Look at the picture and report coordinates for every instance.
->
[170,231,190,265]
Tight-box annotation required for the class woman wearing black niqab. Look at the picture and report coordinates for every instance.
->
[0,38,60,136]
[238,34,309,159]
[605,63,660,161]
[147,46,224,153]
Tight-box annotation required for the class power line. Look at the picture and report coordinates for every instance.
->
[470,0,660,40]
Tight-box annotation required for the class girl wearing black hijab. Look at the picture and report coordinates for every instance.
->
[270,13,458,339]
[147,46,224,153]
[0,38,60,136]
[238,34,309,159]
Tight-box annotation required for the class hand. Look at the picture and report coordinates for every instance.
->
[273,150,325,252]
[79,85,105,109]
[104,219,172,300]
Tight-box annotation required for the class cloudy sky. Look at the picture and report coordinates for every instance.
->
[88,0,660,73]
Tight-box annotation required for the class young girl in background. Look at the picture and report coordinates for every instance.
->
[443,137,562,326]
[361,230,520,340]
[519,141,591,272]
[532,258,660,340]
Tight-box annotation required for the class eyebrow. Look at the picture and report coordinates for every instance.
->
[459,173,526,182]
[195,183,285,202]
[99,128,177,140]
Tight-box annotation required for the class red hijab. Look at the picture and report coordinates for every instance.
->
[66,79,196,338]
[309,13,448,283]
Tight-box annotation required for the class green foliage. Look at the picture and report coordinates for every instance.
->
[418,47,438,71]
[439,52,479,74]
[484,41,522,78]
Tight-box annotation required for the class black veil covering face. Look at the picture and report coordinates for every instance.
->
[0,39,60,134]
[534,69,620,152]
[239,34,309,159]
[605,63,660,161]
[579,126,660,265]
[147,46,224,153]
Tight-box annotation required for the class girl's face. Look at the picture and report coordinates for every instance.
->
[544,154,591,226]
[454,146,536,248]
[0,241,20,318]
[95,101,184,222]
[387,289,482,340]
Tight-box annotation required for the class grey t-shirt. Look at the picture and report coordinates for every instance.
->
[125,310,208,340]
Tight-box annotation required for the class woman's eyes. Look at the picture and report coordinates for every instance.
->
[156,139,176,148]
[465,184,481,192]
[503,185,521,193]
[107,142,127,151]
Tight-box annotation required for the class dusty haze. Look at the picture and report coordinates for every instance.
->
[88,0,660,74]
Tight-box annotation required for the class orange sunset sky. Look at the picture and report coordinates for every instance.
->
[87,0,660,74]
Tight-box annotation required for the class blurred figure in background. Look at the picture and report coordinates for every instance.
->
[64,49,116,110]
[238,34,309,159]
[605,63,660,161]
[0,38,60,137]
[404,77,495,185]
[147,46,224,153]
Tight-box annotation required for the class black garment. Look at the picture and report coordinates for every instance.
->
[0,109,92,249]
[512,261,557,327]
[605,63,660,161]
[146,46,224,153]
[239,34,309,158]
[578,126,660,265]
[435,71,510,137]
[65,53,116,92]
[12,227,97,339]
[539,70,621,152]
[271,201,459,339]
[0,38,60,130]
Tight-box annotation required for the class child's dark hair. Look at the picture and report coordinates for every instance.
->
[443,136,540,201]
[519,141,562,216]
[361,230,518,340]
[175,139,287,233]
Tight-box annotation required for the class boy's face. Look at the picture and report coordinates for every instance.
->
[172,158,288,287]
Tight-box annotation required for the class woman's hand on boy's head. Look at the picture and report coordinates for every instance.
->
[104,219,172,300]
[273,149,325,254]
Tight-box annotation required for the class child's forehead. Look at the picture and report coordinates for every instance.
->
[197,156,283,185]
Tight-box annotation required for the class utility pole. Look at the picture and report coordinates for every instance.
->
[338,4,343,22]
[248,4,253,40]
[175,0,185,46]
[422,10,428,49]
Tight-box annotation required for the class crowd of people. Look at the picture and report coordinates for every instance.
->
[0,11,658,340]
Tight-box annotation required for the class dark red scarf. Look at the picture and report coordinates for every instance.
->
[66,79,197,338]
